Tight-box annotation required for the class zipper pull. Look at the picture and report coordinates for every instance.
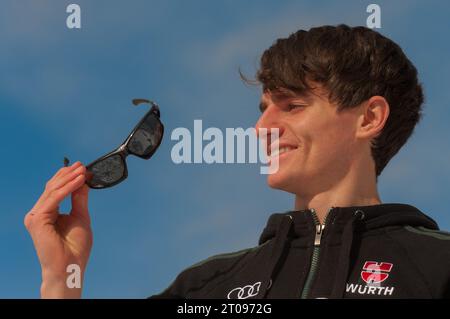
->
[314,224,325,246]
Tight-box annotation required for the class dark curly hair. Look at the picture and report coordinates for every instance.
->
[247,24,424,178]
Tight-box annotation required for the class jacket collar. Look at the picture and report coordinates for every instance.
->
[259,203,438,245]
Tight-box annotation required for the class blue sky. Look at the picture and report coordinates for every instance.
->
[0,0,449,298]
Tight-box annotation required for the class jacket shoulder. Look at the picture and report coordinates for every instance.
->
[404,225,450,241]
[387,225,450,298]
[149,241,271,298]
[389,225,450,261]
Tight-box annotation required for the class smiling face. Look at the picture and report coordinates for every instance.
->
[256,85,366,196]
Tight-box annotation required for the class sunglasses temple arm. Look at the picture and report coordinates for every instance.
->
[132,98,153,106]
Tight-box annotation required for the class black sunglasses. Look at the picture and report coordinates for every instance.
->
[64,98,164,189]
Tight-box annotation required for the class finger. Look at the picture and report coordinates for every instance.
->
[71,184,91,224]
[53,161,82,180]
[46,161,82,187]
[32,164,84,213]
[85,170,93,183]
[24,211,34,231]
[51,165,86,190]
[33,174,86,217]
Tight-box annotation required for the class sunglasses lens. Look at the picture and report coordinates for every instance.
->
[128,114,163,157]
[86,154,125,188]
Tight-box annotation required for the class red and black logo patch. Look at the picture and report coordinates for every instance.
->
[361,261,393,284]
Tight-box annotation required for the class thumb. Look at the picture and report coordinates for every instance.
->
[71,183,91,223]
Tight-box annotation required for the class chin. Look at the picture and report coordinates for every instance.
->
[267,169,292,191]
[266,167,308,195]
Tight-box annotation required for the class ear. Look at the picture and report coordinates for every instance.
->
[356,96,390,140]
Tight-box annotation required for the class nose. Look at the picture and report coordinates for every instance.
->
[255,104,285,140]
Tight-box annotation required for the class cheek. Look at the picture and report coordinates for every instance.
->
[307,119,356,163]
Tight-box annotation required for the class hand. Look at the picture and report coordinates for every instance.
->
[24,161,93,298]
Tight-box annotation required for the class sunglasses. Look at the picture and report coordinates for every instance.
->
[64,98,164,189]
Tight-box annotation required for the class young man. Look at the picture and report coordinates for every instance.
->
[25,25,450,299]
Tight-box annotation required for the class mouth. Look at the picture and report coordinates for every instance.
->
[268,144,298,161]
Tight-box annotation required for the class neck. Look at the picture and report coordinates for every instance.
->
[294,160,381,224]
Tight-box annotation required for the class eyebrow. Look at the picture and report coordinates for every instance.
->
[273,90,311,102]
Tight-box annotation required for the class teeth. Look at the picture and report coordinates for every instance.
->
[269,146,295,158]
[270,149,280,158]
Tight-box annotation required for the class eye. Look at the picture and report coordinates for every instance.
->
[259,103,267,113]
[288,104,306,111]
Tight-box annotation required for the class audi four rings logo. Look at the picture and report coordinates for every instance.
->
[227,281,261,299]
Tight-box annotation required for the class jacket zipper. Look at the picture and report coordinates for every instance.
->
[300,207,333,299]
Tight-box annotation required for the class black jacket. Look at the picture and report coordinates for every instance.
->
[151,203,450,299]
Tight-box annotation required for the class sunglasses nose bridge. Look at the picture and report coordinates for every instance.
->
[118,143,130,158]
